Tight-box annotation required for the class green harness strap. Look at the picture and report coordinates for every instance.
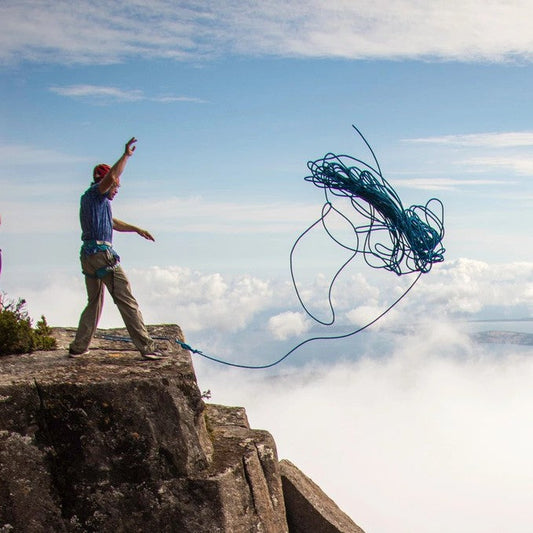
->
[81,240,120,279]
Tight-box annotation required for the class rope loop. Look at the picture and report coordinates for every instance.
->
[304,131,445,276]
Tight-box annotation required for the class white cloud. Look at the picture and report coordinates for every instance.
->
[49,84,207,104]
[2,273,89,331]
[151,95,206,104]
[393,177,513,191]
[414,259,533,316]
[345,304,398,330]
[463,156,533,175]
[129,266,275,333]
[268,311,311,340]
[50,85,144,102]
[401,131,533,178]
[405,131,533,148]
[2,1,533,64]
[5,266,279,335]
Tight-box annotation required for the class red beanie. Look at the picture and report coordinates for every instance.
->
[93,164,111,183]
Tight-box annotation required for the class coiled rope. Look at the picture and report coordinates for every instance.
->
[101,126,445,369]
[305,125,445,276]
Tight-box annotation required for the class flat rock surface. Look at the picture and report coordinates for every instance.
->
[0,325,192,386]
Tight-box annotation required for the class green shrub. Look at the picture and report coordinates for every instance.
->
[0,295,57,355]
[34,315,57,351]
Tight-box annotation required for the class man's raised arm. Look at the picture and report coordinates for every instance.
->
[98,137,137,194]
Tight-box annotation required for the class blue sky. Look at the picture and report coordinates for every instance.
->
[1,2,533,531]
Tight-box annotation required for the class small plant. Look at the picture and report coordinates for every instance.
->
[33,315,57,351]
[0,294,57,355]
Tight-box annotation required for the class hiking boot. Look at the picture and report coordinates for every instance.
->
[142,351,164,360]
[69,349,90,358]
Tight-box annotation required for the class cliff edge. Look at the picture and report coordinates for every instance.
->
[0,325,364,533]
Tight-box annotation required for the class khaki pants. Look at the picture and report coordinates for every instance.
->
[70,250,155,355]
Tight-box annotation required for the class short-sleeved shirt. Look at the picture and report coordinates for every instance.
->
[80,184,113,243]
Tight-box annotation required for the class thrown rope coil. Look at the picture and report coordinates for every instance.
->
[304,126,445,276]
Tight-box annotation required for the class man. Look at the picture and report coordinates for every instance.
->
[69,137,162,360]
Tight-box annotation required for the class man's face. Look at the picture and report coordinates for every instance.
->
[107,184,120,200]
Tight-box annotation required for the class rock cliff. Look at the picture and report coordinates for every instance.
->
[0,325,364,532]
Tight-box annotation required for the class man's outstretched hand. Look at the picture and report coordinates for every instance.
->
[137,227,155,242]
[125,137,137,157]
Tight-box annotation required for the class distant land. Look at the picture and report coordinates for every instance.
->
[470,330,533,346]
[467,318,533,323]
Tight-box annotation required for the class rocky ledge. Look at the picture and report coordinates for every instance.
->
[0,325,364,533]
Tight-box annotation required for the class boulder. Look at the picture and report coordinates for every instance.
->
[280,459,365,533]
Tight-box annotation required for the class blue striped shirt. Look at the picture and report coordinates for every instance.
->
[80,184,113,244]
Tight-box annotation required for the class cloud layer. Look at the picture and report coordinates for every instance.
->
[196,335,533,533]
[3,1,533,65]
[11,258,533,353]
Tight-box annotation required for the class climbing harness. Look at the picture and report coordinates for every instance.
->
[81,240,121,279]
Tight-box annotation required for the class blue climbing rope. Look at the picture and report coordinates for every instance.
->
[99,126,445,369]
[290,125,445,328]
[304,125,445,276]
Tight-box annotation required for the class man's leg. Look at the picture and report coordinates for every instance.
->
[69,275,104,354]
[103,265,155,355]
